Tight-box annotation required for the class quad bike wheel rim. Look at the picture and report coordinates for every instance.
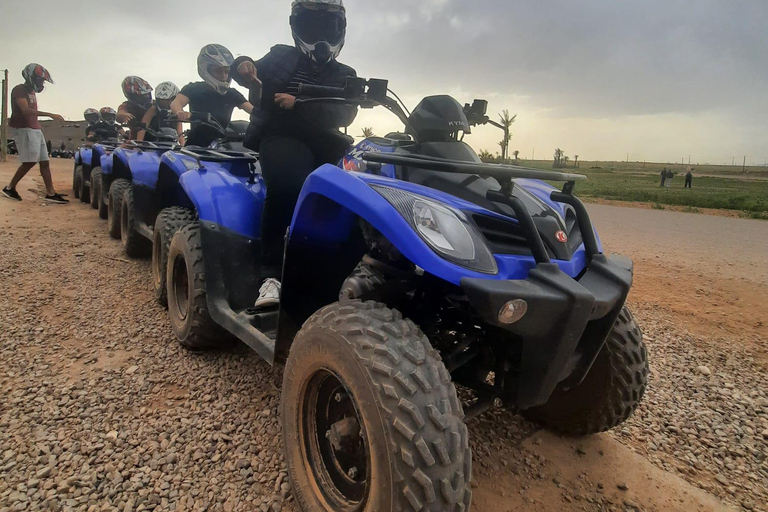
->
[301,369,370,509]
[171,254,189,322]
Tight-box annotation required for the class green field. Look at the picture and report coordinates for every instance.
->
[512,160,768,217]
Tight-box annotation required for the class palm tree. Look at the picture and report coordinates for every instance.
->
[497,110,516,161]
[361,127,375,138]
[553,148,564,168]
[513,150,520,163]
[479,149,494,162]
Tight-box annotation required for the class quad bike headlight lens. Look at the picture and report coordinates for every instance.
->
[372,185,498,274]
[412,200,475,260]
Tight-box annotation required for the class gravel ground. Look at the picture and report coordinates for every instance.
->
[1,160,765,511]
[618,309,768,511]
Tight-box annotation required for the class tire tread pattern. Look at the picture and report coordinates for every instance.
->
[152,207,197,307]
[89,168,101,210]
[120,186,151,258]
[170,223,222,350]
[297,301,473,511]
[107,179,129,239]
[523,306,649,435]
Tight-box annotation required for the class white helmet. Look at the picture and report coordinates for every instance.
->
[290,0,347,64]
[155,81,180,101]
[197,44,235,95]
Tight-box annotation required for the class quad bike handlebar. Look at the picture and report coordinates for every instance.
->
[298,77,587,186]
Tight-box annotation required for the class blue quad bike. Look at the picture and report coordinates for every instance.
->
[159,78,648,511]
[101,124,181,241]
[73,122,124,204]
[111,114,251,306]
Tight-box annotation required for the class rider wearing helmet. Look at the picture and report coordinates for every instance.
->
[84,108,101,141]
[230,0,357,308]
[170,44,254,147]
[2,63,68,204]
[86,107,123,143]
[117,76,153,140]
[138,81,183,142]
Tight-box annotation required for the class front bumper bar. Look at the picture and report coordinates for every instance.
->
[461,253,633,409]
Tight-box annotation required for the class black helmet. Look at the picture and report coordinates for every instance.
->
[407,96,470,142]
[290,0,347,64]
[83,108,100,125]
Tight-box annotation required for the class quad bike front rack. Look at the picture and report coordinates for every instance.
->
[362,152,600,264]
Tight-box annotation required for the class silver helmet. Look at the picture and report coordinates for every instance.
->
[290,0,346,65]
[155,81,180,101]
[197,44,235,95]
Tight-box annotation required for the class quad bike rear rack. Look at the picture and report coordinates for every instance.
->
[179,147,259,163]
[124,141,179,152]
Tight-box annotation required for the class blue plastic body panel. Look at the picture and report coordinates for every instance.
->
[289,165,590,285]
[126,150,167,189]
[103,147,132,177]
[91,145,109,168]
[179,158,266,239]
[342,140,397,178]
[79,148,93,168]
[101,153,113,175]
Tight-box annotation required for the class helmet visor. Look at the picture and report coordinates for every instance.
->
[292,10,346,45]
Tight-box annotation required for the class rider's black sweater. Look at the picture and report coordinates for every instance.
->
[230,45,358,150]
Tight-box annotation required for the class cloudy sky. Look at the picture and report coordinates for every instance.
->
[1,0,766,164]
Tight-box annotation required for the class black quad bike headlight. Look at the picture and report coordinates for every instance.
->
[372,185,498,274]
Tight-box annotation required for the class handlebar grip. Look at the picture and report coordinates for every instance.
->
[297,84,346,98]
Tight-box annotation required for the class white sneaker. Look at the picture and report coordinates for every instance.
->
[254,278,281,309]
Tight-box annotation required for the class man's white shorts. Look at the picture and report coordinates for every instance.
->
[16,128,49,163]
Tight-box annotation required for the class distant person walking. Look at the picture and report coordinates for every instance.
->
[685,169,693,188]
[1,64,69,204]
[660,168,667,187]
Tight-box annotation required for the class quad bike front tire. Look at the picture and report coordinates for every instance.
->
[73,167,82,199]
[90,168,102,210]
[107,179,129,239]
[152,207,197,307]
[120,186,151,258]
[521,306,648,436]
[282,300,472,512]
[167,223,224,350]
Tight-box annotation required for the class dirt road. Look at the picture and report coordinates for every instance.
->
[1,157,765,511]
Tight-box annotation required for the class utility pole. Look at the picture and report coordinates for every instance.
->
[1,69,8,163]
[688,155,691,165]
[532,148,535,161]
[732,156,735,166]
[743,156,746,173]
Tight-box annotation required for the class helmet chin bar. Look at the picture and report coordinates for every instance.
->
[293,35,344,64]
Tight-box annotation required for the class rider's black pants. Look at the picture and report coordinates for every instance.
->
[259,135,347,280]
